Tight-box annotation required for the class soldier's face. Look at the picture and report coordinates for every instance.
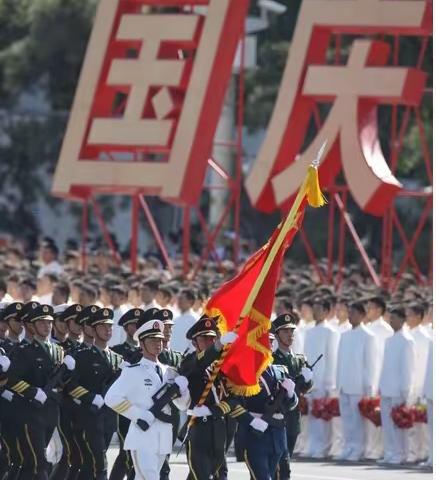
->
[83,324,95,339]
[163,323,173,343]
[8,318,23,336]
[365,302,381,322]
[68,319,82,336]
[194,335,215,352]
[55,319,68,336]
[140,286,154,304]
[142,337,163,357]
[300,304,313,319]
[336,303,349,322]
[276,328,294,348]
[126,323,137,338]
[349,308,362,328]
[390,313,404,332]
[313,303,326,321]
[95,324,113,342]
[34,319,52,339]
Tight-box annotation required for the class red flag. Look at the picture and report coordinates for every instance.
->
[204,160,327,396]
[206,209,305,395]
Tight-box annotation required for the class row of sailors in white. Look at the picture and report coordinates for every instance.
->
[278,296,433,466]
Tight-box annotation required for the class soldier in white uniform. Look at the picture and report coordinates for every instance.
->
[378,307,415,465]
[422,343,433,468]
[336,301,377,461]
[105,315,190,480]
[304,296,340,458]
[364,296,393,459]
[405,302,432,462]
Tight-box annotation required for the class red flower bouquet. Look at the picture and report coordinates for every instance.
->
[311,397,340,421]
[391,404,414,429]
[325,397,340,417]
[358,397,381,427]
[411,403,428,423]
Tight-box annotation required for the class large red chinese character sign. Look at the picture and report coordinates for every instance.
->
[245,0,431,216]
[52,0,248,203]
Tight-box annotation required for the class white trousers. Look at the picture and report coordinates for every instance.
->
[407,421,428,461]
[131,450,167,480]
[427,400,433,464]
[339,394,365,458]
[364,420,383,459]
[307,395,332,457]
[294,415,309,454]
[380,396,408,462]
[329,416,343,456]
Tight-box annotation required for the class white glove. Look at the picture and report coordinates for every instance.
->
[34,388,47,405]
[174,375,189,394]
[0,355,10,373]
[62,355,76,371]
[191,405,212,417]
[73,398,82,405]
[1,390,13,402]
[250,417,268,433]
[92,394,105,409]
[281,378,295,398]
[219,332,238,345]
[301,367,313,382]
[141,410,155,426]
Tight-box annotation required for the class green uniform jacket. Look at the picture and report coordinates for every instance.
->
[273,349,313,435]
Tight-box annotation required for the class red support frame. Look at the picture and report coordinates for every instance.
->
[74,26,430,291]
[293,31,432,291]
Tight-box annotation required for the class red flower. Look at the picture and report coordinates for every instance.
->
[411,403,428,423]
[391,404,414,429]
[359,396,381,426]
[310,397,339,421]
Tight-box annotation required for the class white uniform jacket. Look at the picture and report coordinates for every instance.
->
[379,328,415,398]
[423,343,433,401]
[105,357,190,453]
[409,325,432,400]
[304,320,340,395]
[336,324,377,396]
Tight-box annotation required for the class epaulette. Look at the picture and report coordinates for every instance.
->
[295,354,307,367]
[271,364,288,381]
[127,363,140,368]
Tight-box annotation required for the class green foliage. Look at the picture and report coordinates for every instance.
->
[0,0,96,108]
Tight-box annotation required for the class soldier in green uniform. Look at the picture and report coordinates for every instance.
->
[7,303,74,480]
[49,304,84,480]
[180,315,239,480]
[66,304,99,480]
[51,304,75,350]
[158,308,183,369]
[272,313,313,480]
[0,302,24,354]
[110,307,143,480]
[0,302,25,480]
[64,307,123,480]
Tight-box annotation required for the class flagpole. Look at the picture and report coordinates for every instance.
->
[184,154,326,434]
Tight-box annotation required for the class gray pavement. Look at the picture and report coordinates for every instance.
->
[107,448,433,479]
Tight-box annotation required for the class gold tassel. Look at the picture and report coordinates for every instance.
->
[228,382,261,397]
[305,165,327,208]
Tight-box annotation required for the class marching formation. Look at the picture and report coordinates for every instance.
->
[0,238,432,480]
